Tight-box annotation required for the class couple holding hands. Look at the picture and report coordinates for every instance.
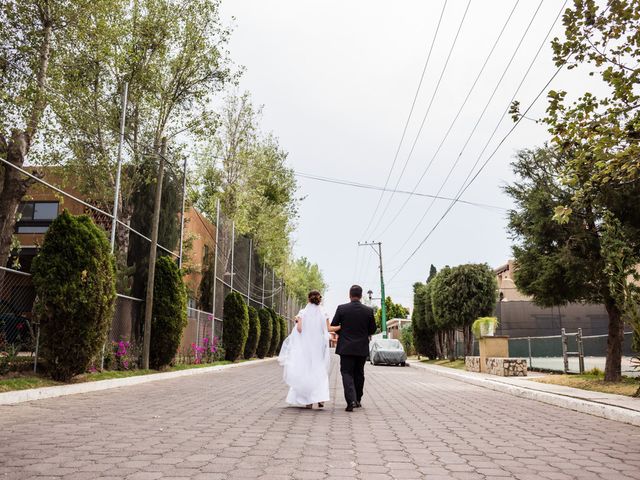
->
[278,285,377,412]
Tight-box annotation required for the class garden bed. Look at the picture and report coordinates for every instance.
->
[532,370,639,398]
[0,360,245,393]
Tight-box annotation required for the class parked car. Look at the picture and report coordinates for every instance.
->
[0,300,31,346]
[369,338,407,366]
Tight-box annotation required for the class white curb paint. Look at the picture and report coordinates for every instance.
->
[410,361,640,427]
[0,357,277,406]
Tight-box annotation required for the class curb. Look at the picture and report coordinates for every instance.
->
[0,357,277,406]
[410,361,640,427]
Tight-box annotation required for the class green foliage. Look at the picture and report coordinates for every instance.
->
[400,325,414,356]
[411,271,438,358]
[471,317,499,340]
[194,92,299,272]
[222,292,249,361]
[277,315,288,354]
[267,308,280,357]
[256,308,272,359]
[506,146,640,381]
[149,257,188,369]
[198,250,215,312]
[243,306,260,359]
[375,296,409,331]
[285,257,327,305]
[31,211,116,382]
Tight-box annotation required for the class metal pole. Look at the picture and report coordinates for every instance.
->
[195,310,200,347]
[271,269,275,308]
[178,158,187,269]
[261,263,265,307]
[230,221,235,291]
[142,137,167,370]
[561,328,569,374]
[110,82,129,252]
[247,239,252,304]
[378,243,388,339]
[211,199,220,337]
[33,322,40,373]
[577,327,585,374]
[527,336,532,370]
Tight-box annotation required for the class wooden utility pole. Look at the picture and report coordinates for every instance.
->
[142,137,167,369]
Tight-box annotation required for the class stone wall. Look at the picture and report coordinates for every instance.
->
[465,356,481,373]
[485,357,528,377]
[465,356,528,376]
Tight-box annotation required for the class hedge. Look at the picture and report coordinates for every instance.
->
[244,305,261,359]
[223,292,249,361]
[256,308,272,359]
[31,211,116,382]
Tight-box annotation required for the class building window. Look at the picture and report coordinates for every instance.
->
[16,201,59,233]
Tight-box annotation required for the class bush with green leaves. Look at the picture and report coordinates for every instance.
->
[149,256,188,369]
[244,305,261,359]
[277,315,288,354]
[223,292,249,361]
[268,308,280,357]
[256,308,272,358]
[31,211,116,381]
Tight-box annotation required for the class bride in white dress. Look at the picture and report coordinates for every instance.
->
[278,290,340,408]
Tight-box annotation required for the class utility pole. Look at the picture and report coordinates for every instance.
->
[178,157,187,269]
[358,241,387,339]
[109,82,129,252]
[142,137,167,370]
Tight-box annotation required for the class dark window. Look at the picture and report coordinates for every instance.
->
[16,201,59,234]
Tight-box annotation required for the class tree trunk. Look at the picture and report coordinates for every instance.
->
[447,329,456,361]
[604,298,624,382]
[434,330,442,359]
[464,324,473,357]
[0,7,52,280]
[0,132,37,279]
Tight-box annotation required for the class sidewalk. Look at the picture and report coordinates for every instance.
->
[410,360,640,427]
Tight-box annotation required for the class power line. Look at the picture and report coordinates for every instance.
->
[359,0,449,241]
[367,0,473,239]
[388,58,569,282]
[294,171,506,211]
[386,0,546,256]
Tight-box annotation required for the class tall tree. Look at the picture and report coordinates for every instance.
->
[375,296,409,331]
[285,257,327,306]
[505,147,640,381]
[0,1,117,279]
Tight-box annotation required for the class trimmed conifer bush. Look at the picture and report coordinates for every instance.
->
[244,305,261,359]
[31,210,116,382]
[277,315,288,354]
[149,256,187,369]
[256,308,272,358]
[268,308,280,357]
[223,291,249,361]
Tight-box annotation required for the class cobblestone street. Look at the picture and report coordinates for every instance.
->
[1,356,639,480]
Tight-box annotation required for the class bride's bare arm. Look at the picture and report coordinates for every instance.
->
[296,316,302,333]
[326,319,340,332]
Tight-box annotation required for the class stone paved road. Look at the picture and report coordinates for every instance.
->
[1,356,640,480]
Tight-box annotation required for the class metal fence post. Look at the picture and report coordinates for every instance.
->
[178,158,187,269]
[561,328,569,373]
[33,322,40,373]
[261,263,265,307]
[230,221,235,291]
[577,327,585,374]
[212,199,220,338]
[196,310,201,347]
[247,239,252,304]
[527,336,532,370]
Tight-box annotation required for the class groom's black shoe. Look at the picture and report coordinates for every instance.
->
[355,401,362,408]
[345,402,357,412]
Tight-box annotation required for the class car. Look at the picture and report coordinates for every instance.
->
[369,338,407,366]
[0,299,32,346]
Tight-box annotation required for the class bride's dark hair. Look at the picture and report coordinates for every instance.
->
[308,290,322,305]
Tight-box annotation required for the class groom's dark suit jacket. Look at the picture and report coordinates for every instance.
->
[331,300,377,357]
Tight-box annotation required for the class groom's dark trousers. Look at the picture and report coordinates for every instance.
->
[331,300,377,406]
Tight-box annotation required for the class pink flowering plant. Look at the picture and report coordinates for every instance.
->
[111,339,140,370]
[180,336,225,365]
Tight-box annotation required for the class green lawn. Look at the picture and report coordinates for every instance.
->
[0,358,259,393]
[533,371,639,397]
[420,358,466,370]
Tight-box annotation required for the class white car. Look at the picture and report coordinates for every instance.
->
[369,338,407,366]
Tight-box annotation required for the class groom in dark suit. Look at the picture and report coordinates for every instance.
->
[331,285,377,412]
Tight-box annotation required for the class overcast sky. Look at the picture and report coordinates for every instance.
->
[220,0,599,314]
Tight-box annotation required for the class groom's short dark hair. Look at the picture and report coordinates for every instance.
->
[349,285,363,299]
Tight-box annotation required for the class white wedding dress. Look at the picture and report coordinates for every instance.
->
[278,303,331,405]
